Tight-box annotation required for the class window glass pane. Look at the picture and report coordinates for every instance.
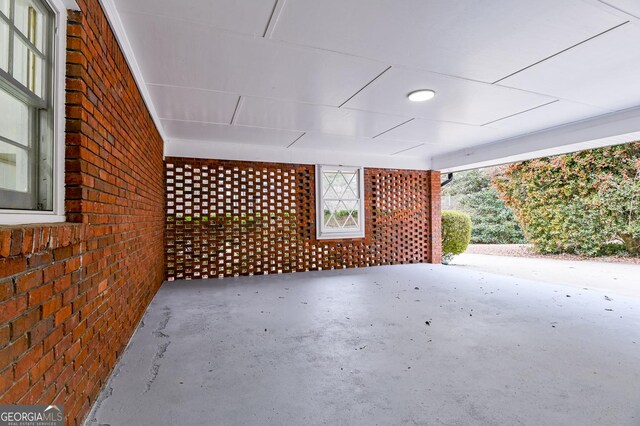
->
[322,170,359,198]
[320,168,362,233]
[15,0,44,51]
[331,172,348,198]
[0,87,30,146]
[0,140,30,192]
[38,109,53,210]
[322,171,338,198]
[342,171,358,198]
[323,200,341,230]
[341,200,359,229]
[13,36,43,97]
[0,19,8,71]
[0,0,52,211]
[321,172,333,191]
[0,0,9,17]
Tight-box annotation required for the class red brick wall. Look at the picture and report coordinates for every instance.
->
[0,1,165,424]
[165,158,441,279]
[427,170,443,264]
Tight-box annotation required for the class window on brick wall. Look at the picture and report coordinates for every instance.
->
[0,0,55,212]
[316,165,365,239]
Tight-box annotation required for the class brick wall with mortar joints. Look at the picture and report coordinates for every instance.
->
[0,0,165,424]
[165,157,441,280]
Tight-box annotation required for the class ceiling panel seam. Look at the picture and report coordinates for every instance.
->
[391,144,424,156]
[161,118,235,125]
[481,100,559,126]
[144,73,594,116]
[372,118,415,139]
[287,132,306,148]
[492,21,630,84]
[117,5,631,94]
[338,66,393,108]
[263,0,287,38]
[598,0,640,19]
[230,96,244,125]
[115,1,639,170]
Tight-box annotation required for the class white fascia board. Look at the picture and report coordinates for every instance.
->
[165,139,432,171]
[435,132,640,172]
[432,105,640,172]
[97,0,167,152]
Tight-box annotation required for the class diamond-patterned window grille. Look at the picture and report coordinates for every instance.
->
[316,165,364,239]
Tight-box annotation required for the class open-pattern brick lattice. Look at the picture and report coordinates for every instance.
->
[165,158,439,280]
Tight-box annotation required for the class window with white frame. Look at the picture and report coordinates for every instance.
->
[0,0,55,211]
[316,165,365,239]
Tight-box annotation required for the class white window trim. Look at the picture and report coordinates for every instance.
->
[0,0,69,225]
[315,164,365,240]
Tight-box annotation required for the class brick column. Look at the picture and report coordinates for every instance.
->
[427,171,442,264]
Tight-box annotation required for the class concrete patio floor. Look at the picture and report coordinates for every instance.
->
[451,253,640,299]
[87,264,640,426]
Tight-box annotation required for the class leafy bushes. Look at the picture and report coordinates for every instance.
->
[323,209,358,219]
[494,142,640,256]
[442,169,526,244]
[441,210,472,263]
[598,174,640,254]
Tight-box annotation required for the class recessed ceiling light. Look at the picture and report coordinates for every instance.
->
[407,89,436,102]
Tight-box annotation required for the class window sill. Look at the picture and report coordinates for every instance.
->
[316,232,366,240]
[0,211,66,226]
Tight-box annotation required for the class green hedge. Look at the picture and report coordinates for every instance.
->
[441,210,472,264]
[494,142,640,256]
[323,209,358,219]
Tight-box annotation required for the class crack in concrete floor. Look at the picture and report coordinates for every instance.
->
[144,306,172,393]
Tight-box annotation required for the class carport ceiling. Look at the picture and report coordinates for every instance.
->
[107,0,640,170]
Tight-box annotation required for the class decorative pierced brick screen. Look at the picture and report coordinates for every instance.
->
[165,157,440,280]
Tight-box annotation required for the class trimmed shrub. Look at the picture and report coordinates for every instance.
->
[442,210,472,264]
[442,168,526,244]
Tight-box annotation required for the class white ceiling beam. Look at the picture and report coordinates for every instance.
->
[165,139,432,171]
[431,105,640,172]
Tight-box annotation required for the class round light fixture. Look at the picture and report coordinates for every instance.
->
[407,89,436,102]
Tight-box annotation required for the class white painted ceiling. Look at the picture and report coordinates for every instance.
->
[110,0,640,170]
